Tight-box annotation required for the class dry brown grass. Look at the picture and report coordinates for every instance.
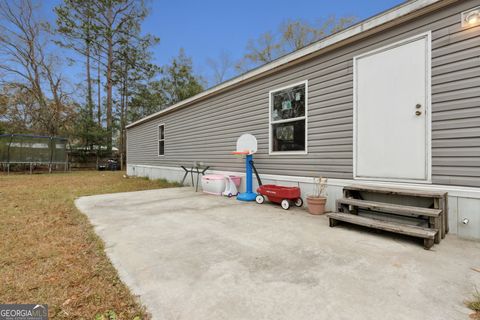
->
[0,171,179,319]
[468,289,480,319]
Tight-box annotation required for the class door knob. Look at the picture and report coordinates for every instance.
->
[416,104,422,109]
[415,110,422,116]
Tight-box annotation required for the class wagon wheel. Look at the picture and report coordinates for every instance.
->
[256,195,265,204]
[294,198,303,207]
[281,199,290,210]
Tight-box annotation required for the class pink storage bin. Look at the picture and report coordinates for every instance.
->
[201,174,226,195]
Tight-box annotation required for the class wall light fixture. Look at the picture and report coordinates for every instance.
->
[462,7,480,27]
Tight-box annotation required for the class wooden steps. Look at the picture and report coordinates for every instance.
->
[337,198,442,218]
[328,185,448,250]
[344,185,447,198]
[327,212,437,249]
[344,185,448,240]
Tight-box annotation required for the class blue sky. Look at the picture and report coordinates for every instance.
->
[44,0,404,86]
[143,0,404,82]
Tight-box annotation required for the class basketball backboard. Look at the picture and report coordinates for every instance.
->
[234,134,257,154]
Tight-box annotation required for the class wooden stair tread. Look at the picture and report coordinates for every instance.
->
[337,198,442,217]
[344,185,447,198]
[327,212,437,239]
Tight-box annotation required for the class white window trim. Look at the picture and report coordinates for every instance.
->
[158,123,165,157]
[269,80,308,155]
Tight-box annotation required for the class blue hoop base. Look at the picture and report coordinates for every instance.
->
[237,192,257,202]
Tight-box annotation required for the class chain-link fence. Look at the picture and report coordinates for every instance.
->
[0,134,68,173]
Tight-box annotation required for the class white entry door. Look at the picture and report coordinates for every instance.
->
[354,33,431,183]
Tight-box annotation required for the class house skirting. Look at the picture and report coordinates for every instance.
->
[127,164,480,240]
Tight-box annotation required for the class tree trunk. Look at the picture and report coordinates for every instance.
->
[123,80,129,171]
[106,6,113,153]
[86,40,93,121]
[119,76,124,171]
[120,59,128,171]
[106,42,112,152]
[97,56,102,125]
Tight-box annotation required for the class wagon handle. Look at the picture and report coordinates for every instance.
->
[249,160,262,187]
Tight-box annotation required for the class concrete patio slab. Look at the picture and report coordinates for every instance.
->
[76,187,480,320]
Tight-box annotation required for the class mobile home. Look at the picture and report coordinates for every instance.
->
[126,0,480,240]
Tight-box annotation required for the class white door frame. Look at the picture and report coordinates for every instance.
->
[353,31,432,184]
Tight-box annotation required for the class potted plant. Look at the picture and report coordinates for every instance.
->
[306,177,328,215]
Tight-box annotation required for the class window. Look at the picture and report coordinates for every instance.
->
[269,81,307,154]
[158,124,165,156]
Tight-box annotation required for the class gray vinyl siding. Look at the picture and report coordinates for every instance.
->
[127,0,480,187]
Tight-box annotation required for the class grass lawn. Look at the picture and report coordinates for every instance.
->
[0,171,179,319]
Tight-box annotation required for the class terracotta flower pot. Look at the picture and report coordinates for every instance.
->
[306,196,327,215]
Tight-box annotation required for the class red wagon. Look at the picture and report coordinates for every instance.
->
[255,184,303,210]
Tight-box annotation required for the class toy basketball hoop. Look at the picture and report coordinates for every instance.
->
[232,134,258,201]
[232,134,257,156]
